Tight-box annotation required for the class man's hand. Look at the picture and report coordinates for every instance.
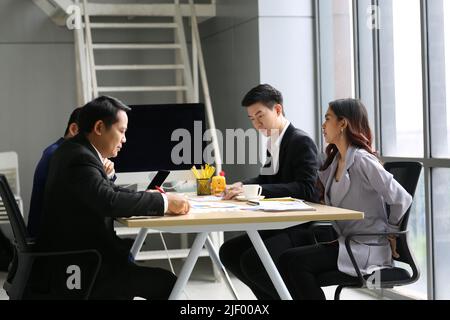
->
[167,193,190,215]
[103,159,115,176]
[387,235,400,258]
[222,182,243,200]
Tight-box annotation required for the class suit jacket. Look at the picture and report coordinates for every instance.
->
[37,134,165,265]
[28,138,65,238]
[318,146,412,276]
[243,124,319,202]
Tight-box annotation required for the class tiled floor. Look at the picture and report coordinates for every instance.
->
[0,257,378,300]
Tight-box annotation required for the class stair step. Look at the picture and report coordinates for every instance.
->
[95,64,185,71]
[89,22,177,29]
[98,86,188,93]
[92,43,181,50]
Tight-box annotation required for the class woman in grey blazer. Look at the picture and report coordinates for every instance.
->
[277,98,412,300]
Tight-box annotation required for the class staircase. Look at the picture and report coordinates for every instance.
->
[34,0,225,281]
[80,0,195,103]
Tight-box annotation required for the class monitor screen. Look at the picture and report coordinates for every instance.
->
[114,103,206,173]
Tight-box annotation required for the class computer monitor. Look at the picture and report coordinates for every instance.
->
[114,103,206,173]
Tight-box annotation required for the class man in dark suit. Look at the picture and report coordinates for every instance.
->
[37,96,190,299]
[220,84,321,299]
[223,84,319,201]
[28,107,118,238]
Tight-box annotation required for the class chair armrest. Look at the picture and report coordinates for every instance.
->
[307,221,333,244]
[308,221,333,229]
[346,231,408,238]
[343,231,409,285]
[26,249,101,260]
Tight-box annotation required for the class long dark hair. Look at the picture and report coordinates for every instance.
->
[321,98,377,171]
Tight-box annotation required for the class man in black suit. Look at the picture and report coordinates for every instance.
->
[220,84,321,299]
[37,96,190,299]
[223,84,319,201]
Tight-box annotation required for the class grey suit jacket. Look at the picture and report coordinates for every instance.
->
[318,146,412,276]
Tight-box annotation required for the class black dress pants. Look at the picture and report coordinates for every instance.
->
[219,222,336,300]
[278,241,340,300]
[90,262,177,300]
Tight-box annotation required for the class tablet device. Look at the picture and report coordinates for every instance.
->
[146,170,170,190]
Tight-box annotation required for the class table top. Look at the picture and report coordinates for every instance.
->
[118,197,364,228]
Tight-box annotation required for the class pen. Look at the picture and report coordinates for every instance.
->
[246,200,260,206]
[155,186,166,194]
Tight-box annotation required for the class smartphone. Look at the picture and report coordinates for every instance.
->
[146,170,170,190]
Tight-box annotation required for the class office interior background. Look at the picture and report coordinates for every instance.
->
[0,0,449,300]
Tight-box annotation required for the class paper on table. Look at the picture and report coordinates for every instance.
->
[242,200,316,212]
[190,202,239,209]
[260,197,299,202]
[188,195,223,202]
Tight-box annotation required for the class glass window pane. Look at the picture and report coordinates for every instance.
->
[319,0,355,112]
[432,168,450,299]
[379,0,424,157]
[429,0,450,158]
[358,0,377,147]
[393,172,427,299]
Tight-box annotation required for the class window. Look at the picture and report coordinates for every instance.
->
[429,0,450,158]
[432,169,450,299]
[317,0,450,300]
[379,0,424,157]
[318,0,355,112]
[357,0,376,144]
[428,0,450,300]
[394,172,427,300]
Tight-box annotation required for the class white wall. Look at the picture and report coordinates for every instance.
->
[0,0,187,220]
[200,0,261,183]
[258,0,317,138]
[0,0,77,221]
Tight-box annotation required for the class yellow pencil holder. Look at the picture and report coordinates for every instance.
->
[196,178,211,196]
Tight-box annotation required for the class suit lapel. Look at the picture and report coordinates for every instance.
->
[277,124,294,173]
[324,157,338,205]
[72,134,109,180]
[324,146,358,206]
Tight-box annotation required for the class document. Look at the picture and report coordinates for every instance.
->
[242,200,316,212]
[187,195,223,202]
[190,202,239,209]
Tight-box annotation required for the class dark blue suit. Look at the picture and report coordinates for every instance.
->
[27,138,64,238]
[28,138,117,238]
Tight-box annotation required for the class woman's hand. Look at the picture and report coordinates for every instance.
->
[387,235,400,258]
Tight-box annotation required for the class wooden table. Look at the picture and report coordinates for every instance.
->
[118,199,363,300]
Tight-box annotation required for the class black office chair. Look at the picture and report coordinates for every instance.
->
[314,161,422,300]
[0,174,101,300]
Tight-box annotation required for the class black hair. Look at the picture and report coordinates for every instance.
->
[241,84,284,115]
[64,107,82,136]
[78,96,131,134]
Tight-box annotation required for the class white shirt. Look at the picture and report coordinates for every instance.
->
[266,120,290,175]
[90,143,168,213]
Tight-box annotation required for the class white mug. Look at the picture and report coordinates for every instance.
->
[243,184,262,200]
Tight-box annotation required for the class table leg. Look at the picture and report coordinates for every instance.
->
[130,228,148,261]
[246,229,293,300]
[205,235,240,300]
[169,232,208,300]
